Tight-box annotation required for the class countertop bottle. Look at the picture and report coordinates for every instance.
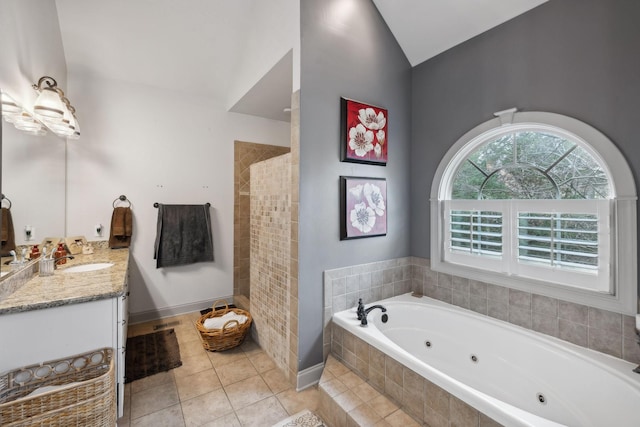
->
[30,244,40,260]
[54,243,67,265]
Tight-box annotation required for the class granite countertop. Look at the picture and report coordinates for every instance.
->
[0,246,129,315]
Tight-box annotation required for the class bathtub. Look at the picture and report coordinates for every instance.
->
[332,293,640,427]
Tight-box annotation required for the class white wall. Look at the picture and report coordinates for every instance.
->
[65,75,290,318]
[227,0,301,108]
[0,0,66,105]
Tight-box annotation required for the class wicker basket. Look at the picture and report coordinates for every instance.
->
[0,348,115,427]
[196,300,252,351]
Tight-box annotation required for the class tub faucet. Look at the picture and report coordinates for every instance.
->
[360,304,387,326]
[356,298,365,321]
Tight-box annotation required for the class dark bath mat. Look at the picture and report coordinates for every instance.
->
[200,303,236,315]
[125,329,182,383]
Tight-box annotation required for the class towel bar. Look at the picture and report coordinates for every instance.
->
[154,202,211,208]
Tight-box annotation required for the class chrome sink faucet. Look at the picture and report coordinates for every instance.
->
[356,298,387,326]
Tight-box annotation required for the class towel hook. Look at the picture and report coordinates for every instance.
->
[113,195,131,208]
[1,194,11,209]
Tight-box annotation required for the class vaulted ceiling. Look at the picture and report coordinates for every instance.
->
[54,0,547,122]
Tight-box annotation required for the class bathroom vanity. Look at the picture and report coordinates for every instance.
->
[0,246,129,418]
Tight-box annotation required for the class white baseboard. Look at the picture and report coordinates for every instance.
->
[129,295,234,324]
[296,362,324,391]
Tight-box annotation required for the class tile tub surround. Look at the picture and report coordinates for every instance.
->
[318,355,423,427]
[323,257,421,361]
[326,327,502,427]
[323,257,640,367]
[0,246,129,314]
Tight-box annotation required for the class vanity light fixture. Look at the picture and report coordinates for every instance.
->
[1,92,47,136]
[32,76,80,139]
[1,80,80,139]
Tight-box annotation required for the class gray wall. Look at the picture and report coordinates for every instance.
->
[410,0,640,263]
[299,0,411,370]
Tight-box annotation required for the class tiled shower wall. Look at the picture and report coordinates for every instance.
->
[234,141,290,299]
[250,153,292,375]
[324,257,640,365]
[288,91,300,384]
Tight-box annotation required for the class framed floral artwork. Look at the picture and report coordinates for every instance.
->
[340,97,387,165]
[340,176,387,240]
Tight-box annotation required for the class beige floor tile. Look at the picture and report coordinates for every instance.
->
[179,336,208,359]
[130,382,180,420]
[340,371,365,389]
[248,351,277,373]
[321,378,348,397]
[176,329,202,347]
[200,412,242,427]
[175,368,222,401]
[207,346,248,368]
[324,356,351,376]
[384,409,421,427]
[131,371,175,394]
[181,388,234,427]
[369,394,398,419]
[235,396,289,427]
[347,403,383,427]
[276,387,320,415]
[173,318,200,340]
[352,382,380,403]
[334,390,364,413]
[215,357,258,386]
[131,404,185,427]
[125,312,329,427]
[239,338,263,356]
[225,375,273,410]
[172,352,213,378]
[319,369,336,384]
[261,367,293,394]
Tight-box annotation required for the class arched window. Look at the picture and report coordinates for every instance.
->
[431,109,637,314]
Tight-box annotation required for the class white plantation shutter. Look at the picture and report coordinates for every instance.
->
[444,200,610,292]
[513,200,611,292]
[444,200,507,273]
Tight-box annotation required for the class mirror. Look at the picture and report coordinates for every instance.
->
[1,0,69,281]
[0,107,66,278]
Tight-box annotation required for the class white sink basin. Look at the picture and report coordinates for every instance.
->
[61,263,114,273]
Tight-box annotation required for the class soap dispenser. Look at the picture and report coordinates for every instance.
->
[30,244,41,260]
[54,243,67,265]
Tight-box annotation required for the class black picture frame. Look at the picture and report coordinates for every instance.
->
[340,176,387,240]
[340,97,388,166]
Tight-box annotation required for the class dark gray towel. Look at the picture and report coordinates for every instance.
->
[154,204,214,268]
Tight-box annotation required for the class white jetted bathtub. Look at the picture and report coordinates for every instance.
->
[332,293,640,427]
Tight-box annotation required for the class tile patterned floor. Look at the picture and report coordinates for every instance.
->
[118,311,319,427]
